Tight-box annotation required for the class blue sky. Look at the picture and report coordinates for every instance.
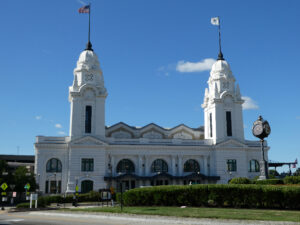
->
[0,0,299,173]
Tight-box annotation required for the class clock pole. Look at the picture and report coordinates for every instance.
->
[252,115,271,180]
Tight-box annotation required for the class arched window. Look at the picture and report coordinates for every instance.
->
[81,180,93,193]
[46,158,62,173]
[116,159,135,174]
[151,159,168,173]
[249,159,260,172]
[184,159,200,173]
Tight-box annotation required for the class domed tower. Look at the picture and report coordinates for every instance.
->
[69,49,107,139]
[202,54,244,143]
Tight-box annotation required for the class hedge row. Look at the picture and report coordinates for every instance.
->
[121,184,300,209]
[229,176,300,185]
[16,191,102,208]
[284,176,300,184]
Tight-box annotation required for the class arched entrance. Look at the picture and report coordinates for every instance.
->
[81,180,93,193]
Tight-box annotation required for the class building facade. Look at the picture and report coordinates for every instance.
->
[35,48,268,194]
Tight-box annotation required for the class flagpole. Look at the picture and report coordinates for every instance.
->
[86,3,93,51]
[217,16,224,60]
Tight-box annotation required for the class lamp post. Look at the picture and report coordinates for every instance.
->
[252,115,271,180]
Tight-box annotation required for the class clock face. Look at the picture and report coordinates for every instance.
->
[253,124,263,136]
[264,123,271,135]
[85,74,94,81]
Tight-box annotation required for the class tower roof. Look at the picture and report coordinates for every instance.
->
[211,59,231,75]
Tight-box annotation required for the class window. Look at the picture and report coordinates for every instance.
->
[81,158,94,172]
[81,180,93,193]
[46,158,62,173]
[209,113,213,137]
[151,159,168,173]
[85,105,92,133]
[249,159,260,172]
[226,111,232,136]
[227,159,237,172]
[116,159,135,174]
[47,180,61,194]
[45,181,49,194]
[184,159,200,173]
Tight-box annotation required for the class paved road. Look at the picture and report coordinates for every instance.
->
[0,211,299,225]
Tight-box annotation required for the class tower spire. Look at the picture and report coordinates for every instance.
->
[85,3,93,51]
[211,17,224,60]
[217,17,224,60]
[78,3,93,51]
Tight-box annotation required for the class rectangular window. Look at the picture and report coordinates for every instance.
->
[209,113,213,137]
[81,158,94,172]
[85,106,92,133]
[50,181,56,194]
[226,111,232,136]
[227,159,237,172]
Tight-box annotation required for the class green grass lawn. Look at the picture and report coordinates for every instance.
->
[62,206,300,222]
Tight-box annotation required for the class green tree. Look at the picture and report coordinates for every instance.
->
[293,168,300,176]
[14,166,36,192]
[268,169,279,178]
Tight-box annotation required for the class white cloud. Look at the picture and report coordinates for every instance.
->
[55,124,62,128]
[35,116,42,120]
[242,96,259,110]
[176,58,216,73]
[57,131,66,135]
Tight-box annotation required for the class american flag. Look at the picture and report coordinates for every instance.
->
[78,5,90,13]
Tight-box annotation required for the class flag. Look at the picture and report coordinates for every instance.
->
[292,164,296,168]
[211,17,219,26]
[79,5,90,13]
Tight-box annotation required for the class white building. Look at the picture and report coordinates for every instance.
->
[34,47,268,194]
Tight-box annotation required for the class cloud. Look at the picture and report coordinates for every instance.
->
[35,116,42,120]
[157,64,175,76]
[242,96,259,110]
[57,131,66,135]
[176,58,216,73]
[55,124,62,128]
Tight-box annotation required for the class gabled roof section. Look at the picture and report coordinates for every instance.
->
[139,123,167,135]
[70,135,108,146]
[106,122,136,137]
[216,139,247,148]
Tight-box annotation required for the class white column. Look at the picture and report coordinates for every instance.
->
[203,156,208,176]
[138,156,143,176]
[178,156,183,176]
[171,156,176,176]
[111,155,115,176]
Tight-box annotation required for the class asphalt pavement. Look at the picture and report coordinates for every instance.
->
[0,210,299,225]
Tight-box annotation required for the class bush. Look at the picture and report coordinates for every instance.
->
[254,179,283,185]
[229,177,252,184]
[121,184,300,209]
[35,191,102,207]
[16,203,30,208]
[284,176,300,184]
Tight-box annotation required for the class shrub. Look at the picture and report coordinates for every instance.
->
[121,184,300,209]
[284,176,300,184]
[229,177,252,184]
[16,202,30,208]
[254,179,283,185]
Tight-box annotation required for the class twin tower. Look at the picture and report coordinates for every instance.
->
[69,49,245,143]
